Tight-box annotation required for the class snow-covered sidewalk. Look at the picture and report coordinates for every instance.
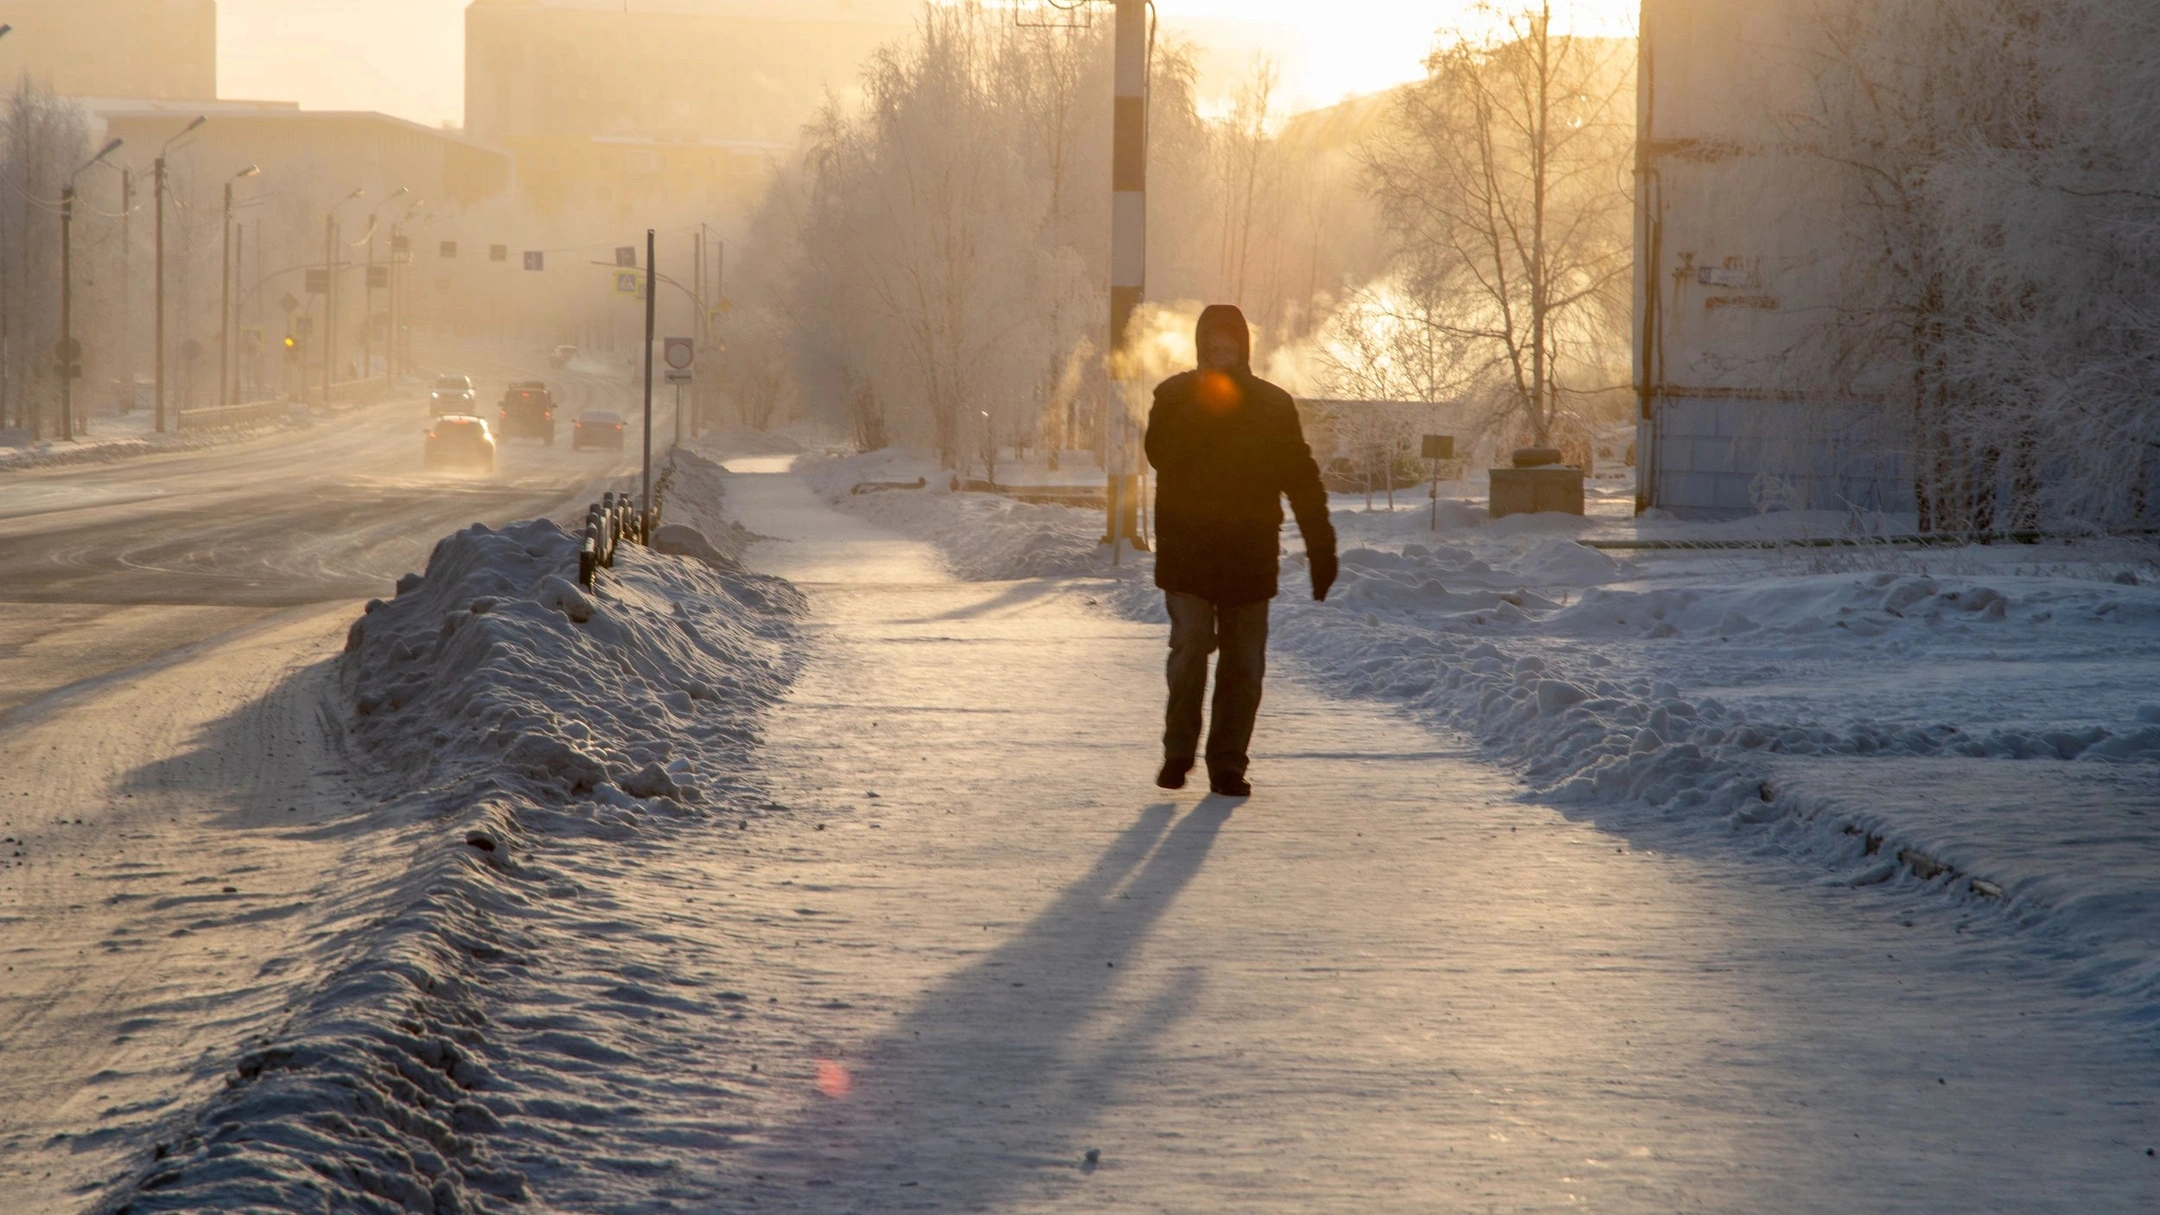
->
[70,455,2160,1212]
[806,448,2160,1022]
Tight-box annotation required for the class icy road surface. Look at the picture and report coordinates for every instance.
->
[0,350,646,1211]
[479,460,2157,1213]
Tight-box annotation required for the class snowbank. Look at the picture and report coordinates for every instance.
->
[104,462,807,1213]
[806,452,2160,1013]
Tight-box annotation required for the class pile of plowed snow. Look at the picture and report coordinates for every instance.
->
[101,467,806,1215]
[345,514,800,805]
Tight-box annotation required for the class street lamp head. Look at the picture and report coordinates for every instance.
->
[347,187,366,201]
[184,116,207,134]
[95,138,123,162]
[235,164,260,180]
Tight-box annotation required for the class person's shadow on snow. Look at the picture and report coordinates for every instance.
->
[747,798,1234,1206]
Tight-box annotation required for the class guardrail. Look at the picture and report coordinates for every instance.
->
[575,458,680,589]
[176,399,289,432]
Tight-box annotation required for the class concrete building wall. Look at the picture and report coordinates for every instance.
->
[1633,0,1911,518]
[0,0,216,101]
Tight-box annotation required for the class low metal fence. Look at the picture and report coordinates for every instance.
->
[575,458,679,588]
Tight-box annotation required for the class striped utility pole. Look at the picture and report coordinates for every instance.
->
[1105,0,1148,555]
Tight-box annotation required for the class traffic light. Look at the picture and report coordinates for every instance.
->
[283,332,301,361]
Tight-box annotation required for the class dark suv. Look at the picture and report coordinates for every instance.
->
[497,382,556,444]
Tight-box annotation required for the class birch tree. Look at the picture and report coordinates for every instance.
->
[1361,3,1633,453]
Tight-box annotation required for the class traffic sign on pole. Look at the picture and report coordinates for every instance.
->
[615,246,638,268]
[615,271,641,296]
[440,240,458,259]
[663,337,694,371]
[523,250,545,271]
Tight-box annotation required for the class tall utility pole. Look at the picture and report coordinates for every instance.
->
[61,139,124,441]
[220,166,258,408]
[641,228,656,539]
[1105,0,1149,555]
[118,168,132,413]
[323,187,364,404]
[154,116,206,434]
[362,187,407,382]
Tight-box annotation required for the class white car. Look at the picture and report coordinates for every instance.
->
[429,374,476,416]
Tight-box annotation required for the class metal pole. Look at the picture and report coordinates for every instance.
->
[1106,0,1147,551]
[389,224,400,381]
[119,168,131,414]
[363,222,375,380]
[1430,456,1439,531]
[641,227,656,542]
[323,214,335,405]
[59,186,74,441]
[220,182,232,407]
[154,157,166,432]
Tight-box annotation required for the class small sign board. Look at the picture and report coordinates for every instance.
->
[278,292,301,314]
[367,264,389,289]
[614,271,642,296]
[664,368,693,386]
[294,315,314,336]
[1421,434,1455,461]
[663,337,694,371]
[440,240,458,259]
[304,268,328,295]
[615,246,639,268]
[489,244,508,263]
[523,251,545,272]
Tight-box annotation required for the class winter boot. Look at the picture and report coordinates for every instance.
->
[1156,757,1193,790]
[1208,772,1252,798]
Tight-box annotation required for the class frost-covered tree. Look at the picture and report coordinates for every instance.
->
[1358,3,1634,455]
[736,2,1381,461]
[1792,0,2160,532]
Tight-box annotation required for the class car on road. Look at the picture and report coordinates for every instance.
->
[571,409,627,452]
[549,345,578,368]
[424,415,497,473]
[429,375,477,416]
[497,382,557,444]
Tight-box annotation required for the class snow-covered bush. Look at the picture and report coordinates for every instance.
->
[1792,0,2160,533]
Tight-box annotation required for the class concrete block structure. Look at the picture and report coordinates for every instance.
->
[1632,0,1913,519]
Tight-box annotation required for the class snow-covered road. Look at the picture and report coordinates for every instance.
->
[0,347,654,1212]
[474,462,2155,1212]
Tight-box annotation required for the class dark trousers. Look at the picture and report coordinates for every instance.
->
[1163,592,1270,780]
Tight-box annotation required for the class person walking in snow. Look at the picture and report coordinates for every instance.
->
[1145,304,1338,798]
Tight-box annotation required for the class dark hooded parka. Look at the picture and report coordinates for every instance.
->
[1145,305,1337,606]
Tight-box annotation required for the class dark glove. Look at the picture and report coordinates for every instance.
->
[1310,545,1338,602]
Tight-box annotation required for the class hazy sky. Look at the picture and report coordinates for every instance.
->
[217,1,1638,128]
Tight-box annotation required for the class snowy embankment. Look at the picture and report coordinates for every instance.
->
[809,449,2160,1017]
[102,451,806,1214]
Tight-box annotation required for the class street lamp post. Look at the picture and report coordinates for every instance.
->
[154,115,207,434]
[361,186,406,383]
[220,165,259,408]
[60,138,125,441]
[387,197,423,381]
[322,187,364,405]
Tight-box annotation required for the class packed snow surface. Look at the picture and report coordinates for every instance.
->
[101,454,807,1214]
[807,448,2160,1019]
